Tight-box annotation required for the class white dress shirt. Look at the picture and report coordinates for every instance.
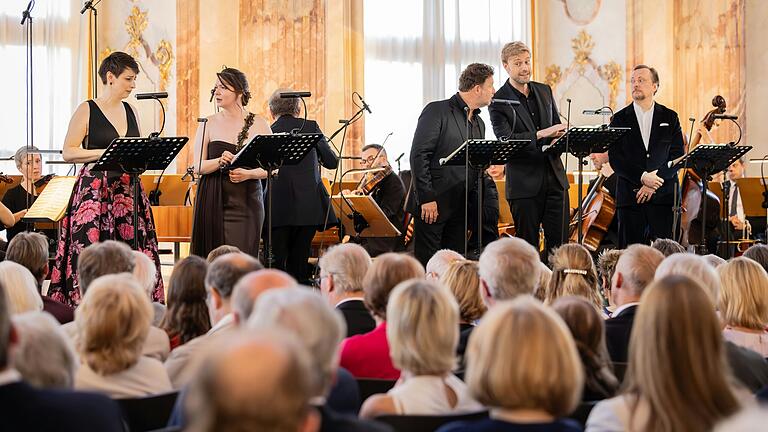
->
[633,101,655,151]
[728,179,746,223]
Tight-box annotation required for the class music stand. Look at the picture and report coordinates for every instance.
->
[440,139,527,254]
[91,137,188,249]
[230,133,324,267]
[671,144,751,253]
[330,194,401,240]
[543,126,629,244]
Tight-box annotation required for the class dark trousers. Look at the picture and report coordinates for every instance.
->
[271,225,317,283]
[508,168,568,260]
[617,204,673,248]
[414,186,469,266]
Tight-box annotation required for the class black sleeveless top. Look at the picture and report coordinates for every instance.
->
[83,100,140,149]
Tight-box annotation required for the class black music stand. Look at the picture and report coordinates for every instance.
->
[671,144,751,254]
[440,139,527,255]
[543,126,630,243]
[91,136,188,249]
[230,133,324,267]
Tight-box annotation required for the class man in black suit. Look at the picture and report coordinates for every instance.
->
[608,65,685,247]
[604,244,664,363]
[318,243,375,337]
[489,41,569,259]
[409,63,497,265]
[0,280,124,432]
[268,89,339,283]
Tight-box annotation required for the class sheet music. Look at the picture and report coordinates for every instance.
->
[22,176,77,222]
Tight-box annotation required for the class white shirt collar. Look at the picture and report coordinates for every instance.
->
[0,369,22,386]
[632,101,655,151]
[210,313,235,334]
[612,302,640,318]
[335,296,364,308]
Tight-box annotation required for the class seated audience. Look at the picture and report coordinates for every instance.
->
[704,253,726,268]
[132,250,165,326]
[160,255,211,350]
[206,244,241,263]
[440,260,486,368]
[534,261,553,302]
[318,243,375,337]
[0,279,124,431]
[231,269,297,323]
[438,296,583,432]
[545,244,602,311]
[587,275,743,431]
[164,252,262,388]
[5,231,74,323]
[604,244,663,363]
[0,261,43,314]
[426,249,464,280]
[74,274,172,398]
[743,244,768,273]
[718,258,768,357]
[340,253,424,380]
[552,296,619,401]
[478,237,541,307]
[62,240,170,361]
[185,331,320,432]
[12,311,77,389]
[249,287,393,432]
[360,279,483,418]
[650,238,686,256]
[597,248,623,314]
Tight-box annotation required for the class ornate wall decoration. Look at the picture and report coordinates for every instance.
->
[571,29,595,71]
[544,64,562,89]
[560,0,602,25]
[125,6,148,59]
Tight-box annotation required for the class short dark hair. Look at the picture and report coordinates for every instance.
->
[6,232,49,286]
[633,64,659,85]
[361,144,385,154]
[459,63,494,92]
[651,238,686,257]
[217,68,251,106]
[98,51,139,85]
[204,253,263,299]
[77,241,135,295]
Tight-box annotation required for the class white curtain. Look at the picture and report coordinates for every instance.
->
[364,0,531,169]
[0,0,87,173]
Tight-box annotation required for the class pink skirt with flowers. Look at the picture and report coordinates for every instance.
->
[48,165,164,306]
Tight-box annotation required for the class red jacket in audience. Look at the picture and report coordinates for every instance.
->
[339,322,400,380]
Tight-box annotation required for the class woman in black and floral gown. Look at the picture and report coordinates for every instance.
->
[48,52,163,306]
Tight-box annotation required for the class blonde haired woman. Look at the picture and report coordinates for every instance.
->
[586,275,741,432]
[74,273,172,397]
[440,260,487,372]
[718,257,768,357]
[360,280,483,418]
[438,296,583,431]
[0,261,43,314]
[545,244,602,311]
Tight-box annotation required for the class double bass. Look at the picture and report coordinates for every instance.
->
[568,172,616,252]
[679,95,724,249]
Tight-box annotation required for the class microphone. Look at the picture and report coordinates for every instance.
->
[582,108,612,115]
[491,98,521,106]
[358,94,372,114]
[21,0,34,25]
[395,153,405,163]
[280,91,311,98]
[713,113,738,120]
[136,91,168,100]
[197,117,208,123]
[79,0,93,15]
[209,88,215,103]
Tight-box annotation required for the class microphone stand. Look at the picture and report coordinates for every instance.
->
[463,106,470,257]
[562,98,572,245]
[673,117,696,244]
[21,1,35,211]
[81,0,102,98]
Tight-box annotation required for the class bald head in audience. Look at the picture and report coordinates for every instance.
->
[425,249,463,280]
[609,244,664,309]
[186,331,319,432]
[231,269,297,323]
[205,253,264,326]
[478,237,540,306]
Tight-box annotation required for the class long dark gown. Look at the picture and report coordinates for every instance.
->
[191,140,264,258]
[49,100,164,306]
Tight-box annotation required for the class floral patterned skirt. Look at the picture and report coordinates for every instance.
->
[48,165,164,306]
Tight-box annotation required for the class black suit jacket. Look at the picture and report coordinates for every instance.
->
[408,94,484,217]
[488,80,568,200]
[269,115,339,228]
[604,304,637,363]
[608,103,685,207]
[364,172,407,256]
[337,299,376,337]
[0,380,124,432]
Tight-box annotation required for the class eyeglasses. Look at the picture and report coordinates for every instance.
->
[362,156,377,164]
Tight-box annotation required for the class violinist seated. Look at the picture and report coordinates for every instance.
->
[343,144,406,256]
[587,152,619,249]
[1,146,57,252]
[717,157,765,245]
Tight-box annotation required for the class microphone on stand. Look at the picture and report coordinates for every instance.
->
[280,91,311,98]
[136,91,168,100]
[582,107,613,115]
[358,95,372,114]
[491,98,521,106]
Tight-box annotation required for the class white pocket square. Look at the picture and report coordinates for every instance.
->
[659,123,669,127]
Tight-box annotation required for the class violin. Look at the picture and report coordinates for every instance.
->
[568,173,616,252]
[33,173,56,194]
[0,173,12,184]
[357,165,392,195]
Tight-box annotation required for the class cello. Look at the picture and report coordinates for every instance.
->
[568,172,616,252]
[679,95,724,249]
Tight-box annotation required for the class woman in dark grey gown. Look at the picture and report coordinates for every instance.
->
[191,68,272,258]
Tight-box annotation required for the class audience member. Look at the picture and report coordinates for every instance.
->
[604,244,663,363]
[718,258,768,357]
[11,311,77,389]
[478,237,540,306]
[655,252,720,301]
[426,249,464,280]
[160,255,211,350]
[596,248,623,313]
[6,232,74,323]
[438,297,583,432]
[361,279,483,418]
[318,243,375,337]
[206,244,242,263]
[587,275,742,432]
[534,261,552,302]
[185,331,320,432]
[704,253,726,268]
[232,269,297,323]
[545,244,602,311]
[132,250,165,326]
[743,244,768,273]
[0,261,43,314]
[552,296,619,402]
[74,274,172,398]
[650,238,686,256]
[440,259,486,368]
[340,253,424,379]
[0,279,124,431]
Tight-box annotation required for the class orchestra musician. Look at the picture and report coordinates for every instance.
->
[608,65,685,247]
[718,157,765,247]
